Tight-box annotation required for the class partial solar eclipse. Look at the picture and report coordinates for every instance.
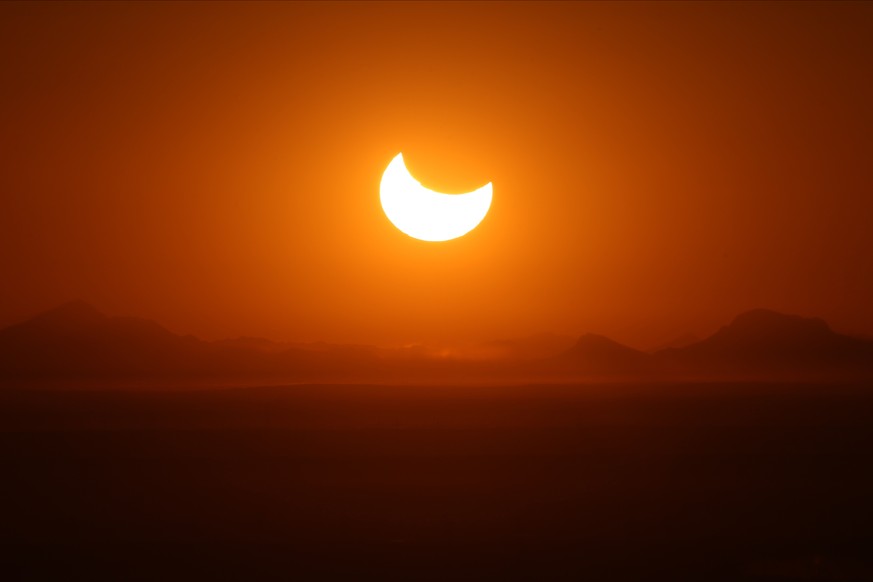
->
[379,153,492,242]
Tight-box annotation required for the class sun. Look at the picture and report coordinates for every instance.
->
[379,153,492,242]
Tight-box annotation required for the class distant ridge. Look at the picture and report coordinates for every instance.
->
[535,309,872,380]
[20,300,106,330]
[0,301,206,379]
[549,333,652,377]
[0,303,871,385]
[480,332,577,361]
[652,309,873,379]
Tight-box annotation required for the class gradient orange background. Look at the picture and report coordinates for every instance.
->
[1,1,872,349]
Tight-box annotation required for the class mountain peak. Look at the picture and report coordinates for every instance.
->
[651,308,872,378]
[549,332,651,376]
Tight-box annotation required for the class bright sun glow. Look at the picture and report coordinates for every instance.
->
[379,153,492,242]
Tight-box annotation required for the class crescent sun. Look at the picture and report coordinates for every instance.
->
[379,153,493,242]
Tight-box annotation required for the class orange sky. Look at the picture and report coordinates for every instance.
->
[1,1,872,349]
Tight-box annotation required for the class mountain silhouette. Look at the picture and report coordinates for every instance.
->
[653,309,873,379]
[0,301,206,378]
[0,301,386,382]
[0,303,871,384]
[548,333,652,377]
[477,332,577,361]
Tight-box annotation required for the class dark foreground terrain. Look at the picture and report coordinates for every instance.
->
[1,382,872,581]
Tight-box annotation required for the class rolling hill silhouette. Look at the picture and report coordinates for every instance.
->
[0,302,870,385]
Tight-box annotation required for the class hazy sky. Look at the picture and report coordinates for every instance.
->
[1,1,872,349]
